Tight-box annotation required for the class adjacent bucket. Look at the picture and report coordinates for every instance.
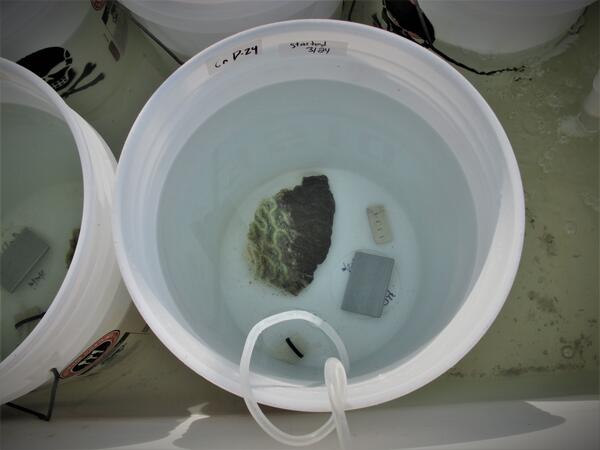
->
[114,20,524,412]
[0,59,144,404]
[1,1,129,117]
[120,0,341,60]
[418,0,594,54]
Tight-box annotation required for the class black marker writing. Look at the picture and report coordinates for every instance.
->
[214,45,259,69]
[28,269,45,290]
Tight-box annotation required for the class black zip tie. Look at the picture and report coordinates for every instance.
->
[285,337,304,358]
[5,368,60,421]
[14,312,45,329]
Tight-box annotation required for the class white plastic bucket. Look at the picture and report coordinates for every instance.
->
[0,58,144,404]
[120,0,342,60]
[418,0,594,54]
[114,20,524,412]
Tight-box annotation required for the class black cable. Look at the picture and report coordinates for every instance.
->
[413,0,434,44]
[285,337,304,358]
[413,0,525,76]
[14,312,45,329]
[427,45,525,76]
[382,1,526,76]
[5,368,60,421]
[371,12,383,29]
[347,0,357,21]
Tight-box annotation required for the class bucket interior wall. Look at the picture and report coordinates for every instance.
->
[149,52,500,383]
[0,84,83,360]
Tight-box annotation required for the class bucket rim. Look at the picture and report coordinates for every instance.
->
[0,58,121,403]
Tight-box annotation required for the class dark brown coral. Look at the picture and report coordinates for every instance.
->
[247,175,335,295]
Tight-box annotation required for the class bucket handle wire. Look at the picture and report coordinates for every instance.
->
[240,310,352,449]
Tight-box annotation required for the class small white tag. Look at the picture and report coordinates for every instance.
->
[367,205,393,245]
[207,40,262,75]
[279,40,348,57]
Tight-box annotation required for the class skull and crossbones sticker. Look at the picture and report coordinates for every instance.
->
[16,46,105,99]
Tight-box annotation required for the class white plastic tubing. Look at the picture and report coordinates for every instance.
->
[240,311,351,449]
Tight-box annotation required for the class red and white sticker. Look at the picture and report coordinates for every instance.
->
[91,0,106,11]
[60,330,120,378]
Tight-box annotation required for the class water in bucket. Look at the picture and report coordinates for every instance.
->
[156,79,478,382]
[1,103,83,360]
